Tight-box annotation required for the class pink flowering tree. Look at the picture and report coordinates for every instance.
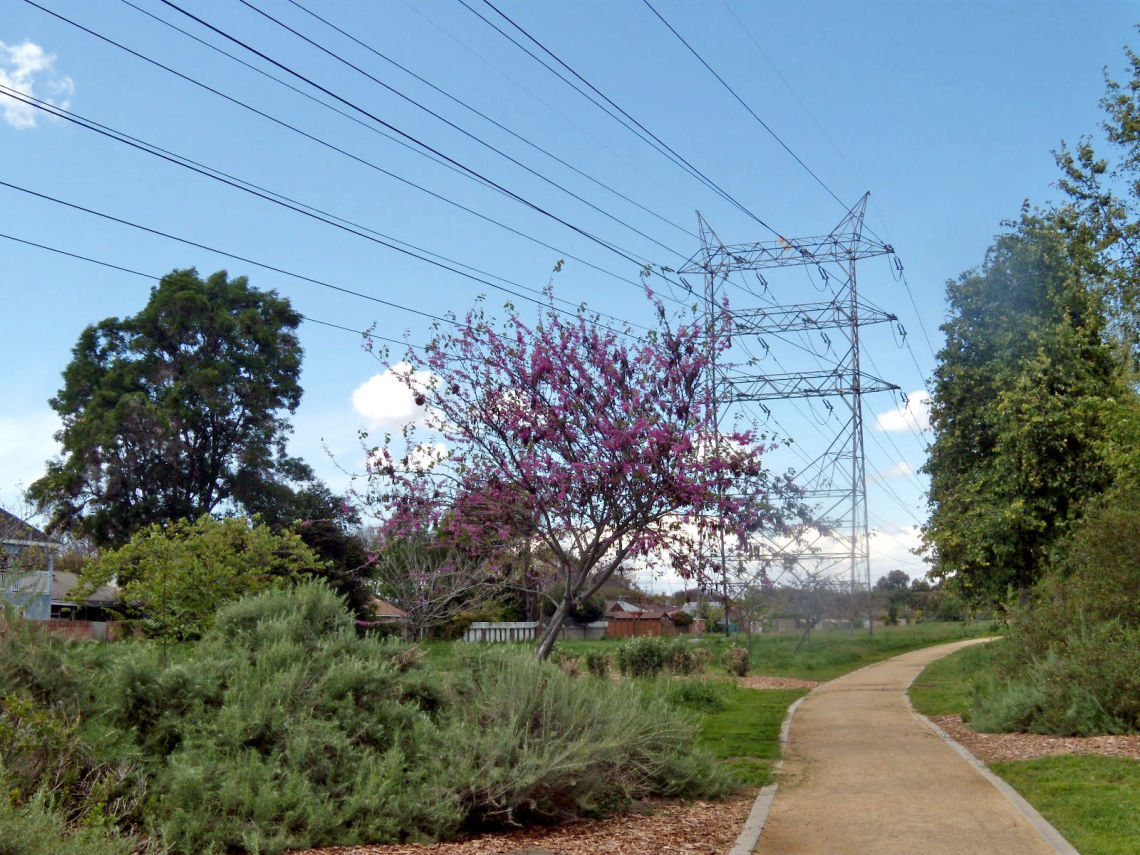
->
[366,289,804,660]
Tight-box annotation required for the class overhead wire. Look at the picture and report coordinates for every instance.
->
[235,0,689,264]
[641,0,851,213]
[1,86,642,330]
[27,0,683,302]
[462,0,787,239]
[0,178,597,340]
[148,0,688,278]
[107,0,667,300]
[281,0,697,240]
[399,0,702,216]
[0,229,413,349]
[712,0,941,364]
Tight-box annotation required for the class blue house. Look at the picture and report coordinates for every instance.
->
[0,509,57,621]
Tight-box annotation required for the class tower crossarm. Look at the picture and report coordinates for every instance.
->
[677,232,892,274]
[721,368,899,401]
[731,301,896,334]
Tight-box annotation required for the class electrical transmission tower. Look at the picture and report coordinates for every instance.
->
[679,193,899,613]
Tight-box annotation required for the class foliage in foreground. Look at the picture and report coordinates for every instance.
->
[0,785,135,855]
[0,583,730,854]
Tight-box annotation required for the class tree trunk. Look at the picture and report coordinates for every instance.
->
[535,595,571,661]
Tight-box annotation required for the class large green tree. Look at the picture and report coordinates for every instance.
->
[920,213,1125,604]
[1056,44,1140,359]
[29,268,310,547]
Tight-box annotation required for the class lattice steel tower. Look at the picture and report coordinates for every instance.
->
[679,193,898,603]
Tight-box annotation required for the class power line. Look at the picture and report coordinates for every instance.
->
[462,0,786,239]
[109,0,667,300]
[641,0,851,212]
[2,84,652,335]
[236,0,688,263]
[0,229,413,349]
[149,0,669,273]
[399,0,701,216]
[0,178,584,336]
[282,0,696,240]
[29,0,675,303]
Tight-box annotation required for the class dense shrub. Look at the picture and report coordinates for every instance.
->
[75,515,326,640]
[970,484,1140,734]
[666,639,702,675]
[445,649,732,824]
[0,583,733,853]
[616,636,668,677]
[0,787,135,855]
[617,637,706,678]
[584,650,610,678]
[723,646,750,677]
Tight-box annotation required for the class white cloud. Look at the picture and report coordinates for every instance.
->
[0,410,61,512]
[0,40,73,130]
[351,362,435,431]
[875,460,916,479]
[874,390,931,432]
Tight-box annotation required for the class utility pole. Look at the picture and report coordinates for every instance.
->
[680,194,897,631]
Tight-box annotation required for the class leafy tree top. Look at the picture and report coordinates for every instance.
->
[77,514,326,640]
[29,268,309,547]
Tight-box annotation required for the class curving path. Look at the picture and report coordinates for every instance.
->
[751,639,1075,855]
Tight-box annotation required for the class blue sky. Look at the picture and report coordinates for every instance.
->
[1,0,1135,584]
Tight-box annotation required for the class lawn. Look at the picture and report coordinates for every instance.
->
[908,638,998,717]
[991,756,1140,855]
[491,619,992,681]
[910,642,1140,855]
[697,685,806,787]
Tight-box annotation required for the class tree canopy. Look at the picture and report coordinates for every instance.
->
[29,268,309,547]
[367,289,805,659]
[920,213,1126,603]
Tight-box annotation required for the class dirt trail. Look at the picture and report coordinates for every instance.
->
[753,639,1069,855]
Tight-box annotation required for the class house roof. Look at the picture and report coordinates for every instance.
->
[607,602,670,621]
[370,597,407,619]
[607,599,644,614]
[0,509,55,546]
[51,571,118,606]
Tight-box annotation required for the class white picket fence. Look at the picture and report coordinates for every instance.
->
[463,621,539,643]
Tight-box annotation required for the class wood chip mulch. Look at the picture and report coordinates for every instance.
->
[930,714,1140,764]
[288,795,756,855]
[737,675,821,691]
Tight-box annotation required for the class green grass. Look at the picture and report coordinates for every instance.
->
[696,686,806,787]
[435,620,992,681]
[909,640,1000,717]
[989,756,1140,855]
[719,621,992,681]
